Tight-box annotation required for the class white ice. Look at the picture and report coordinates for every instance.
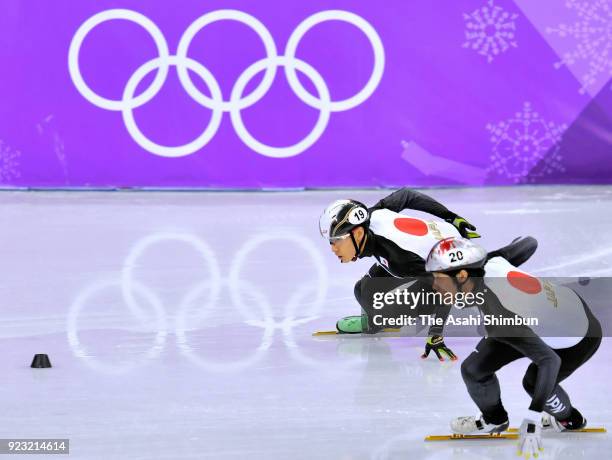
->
[1,186,611,459]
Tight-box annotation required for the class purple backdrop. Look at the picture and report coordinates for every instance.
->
[0,0,611,188]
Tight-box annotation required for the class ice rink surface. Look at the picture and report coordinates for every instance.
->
[1,185,611,459]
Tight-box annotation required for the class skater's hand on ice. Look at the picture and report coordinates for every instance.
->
[421,336,457,362]
[517,419,543,459]
[447,216,480,239]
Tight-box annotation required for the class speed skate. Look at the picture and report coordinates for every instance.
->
[312,328,401,336]
[425,426,607,441]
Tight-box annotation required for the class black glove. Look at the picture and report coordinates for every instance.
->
[421,335,457,361]
[447,215,480,239]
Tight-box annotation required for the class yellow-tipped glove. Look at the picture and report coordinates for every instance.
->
[421,335,457,362]
[448,216,481,239]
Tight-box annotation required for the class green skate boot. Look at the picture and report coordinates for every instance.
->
[336,315,373,334]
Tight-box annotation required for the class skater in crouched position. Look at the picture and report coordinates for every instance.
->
[318,188,536,361]
[425,237,601,456]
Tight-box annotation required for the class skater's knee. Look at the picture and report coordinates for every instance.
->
[461,350,497,383]
[353,278,363,303]
[522,372,535,394]
[460,356,480,382]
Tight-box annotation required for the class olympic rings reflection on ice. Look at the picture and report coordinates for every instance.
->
[175,278,274,372]
[67,230,360,374]
[228,231,328,320]
[67,279,167,374]
[121,232,222,322]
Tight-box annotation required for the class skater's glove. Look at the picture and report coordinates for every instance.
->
[421,335,457,362]
[517,419,543,459]
[447,216,480,239]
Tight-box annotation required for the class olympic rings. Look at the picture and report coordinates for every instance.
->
[68,8,385,158]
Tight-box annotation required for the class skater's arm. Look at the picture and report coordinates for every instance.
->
[422,300,458,361]
[371,188,456,220]
[427,303,451,337]
[496,333,561,412]
[372,188,480,238]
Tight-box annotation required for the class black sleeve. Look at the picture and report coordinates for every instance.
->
[495,333,561,412]
[371,188,456,221]
[409,278,451,336]
[427,303,451,337]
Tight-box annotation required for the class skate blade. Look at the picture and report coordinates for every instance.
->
[426,427,608,441]
[507,427,606,433]
[425,433,518,441]
[312,328,401,336]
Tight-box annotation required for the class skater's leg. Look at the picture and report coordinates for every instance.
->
[353,263,394,300]
[487,236,537,267]
[521,335,601,422]
[522,366,573,419]
[522,301,602,427]
[523,356,593,429]
[337,264,395,333]
[461,337,523,425]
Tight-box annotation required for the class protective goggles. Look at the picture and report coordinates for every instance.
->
[327,233,352,243]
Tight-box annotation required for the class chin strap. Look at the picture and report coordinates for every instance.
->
[349,230,368,262]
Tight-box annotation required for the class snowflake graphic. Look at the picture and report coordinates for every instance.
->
[486,102,567,183]
[546,0,612,94]
[463,0,519,63]
[0,140,21,182]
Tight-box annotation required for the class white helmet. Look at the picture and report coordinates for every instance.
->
[425,237,487,272]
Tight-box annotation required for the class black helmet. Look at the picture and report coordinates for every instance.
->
[319,199,370,260]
